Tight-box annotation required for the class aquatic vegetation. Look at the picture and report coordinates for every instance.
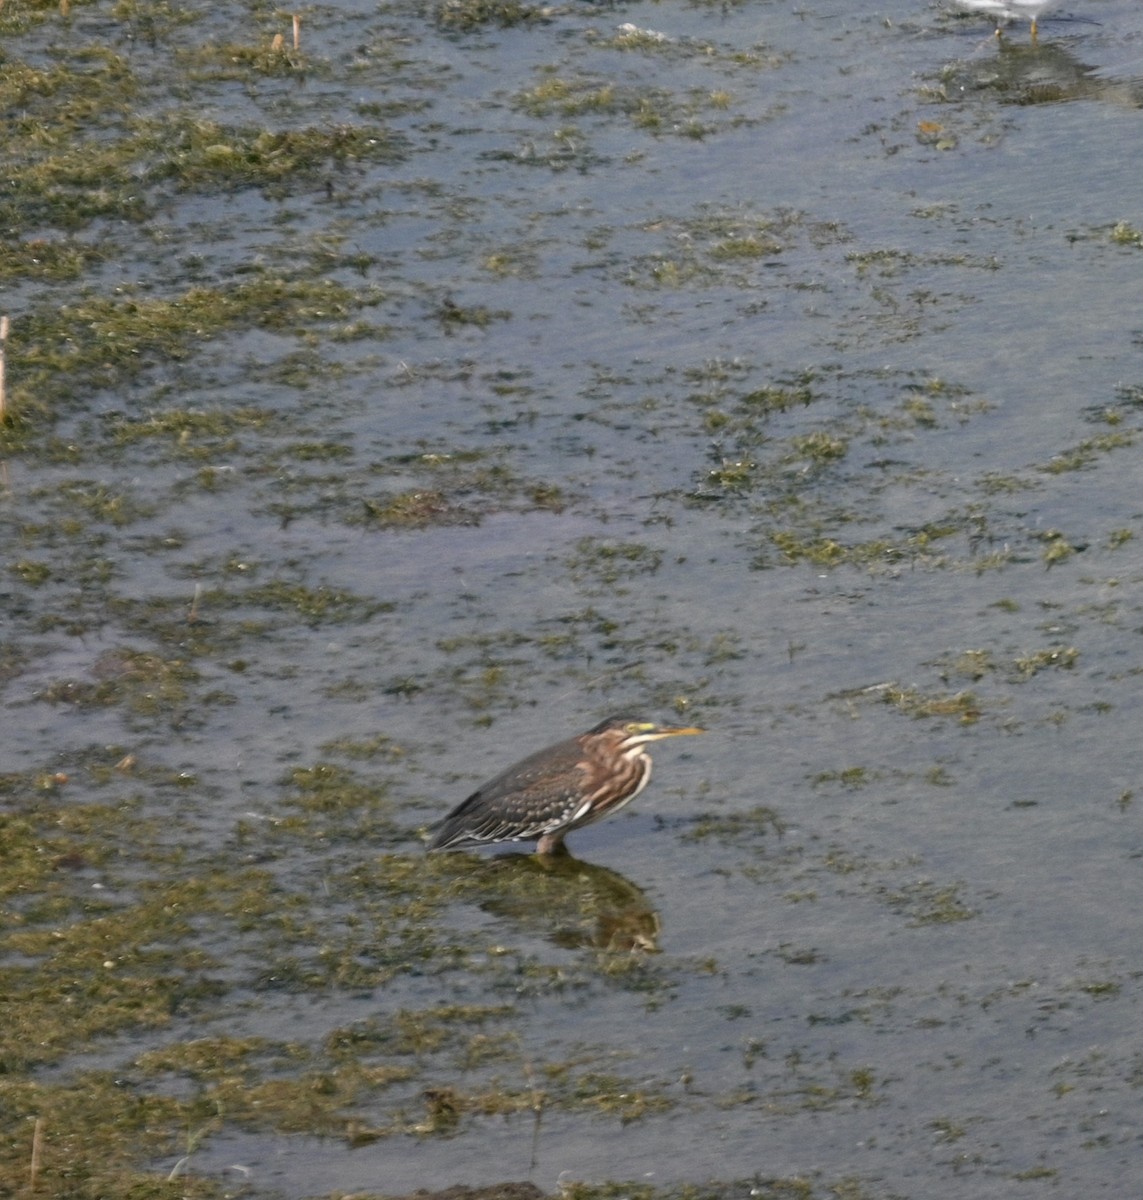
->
[0,0,1140,1195]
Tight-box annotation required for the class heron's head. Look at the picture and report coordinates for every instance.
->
[588,715,705,755]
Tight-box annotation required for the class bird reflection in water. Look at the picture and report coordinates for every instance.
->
[457,851,662,954]
[941,35,1137,108]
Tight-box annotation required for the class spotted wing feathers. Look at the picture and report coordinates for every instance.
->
[426,735,589,851]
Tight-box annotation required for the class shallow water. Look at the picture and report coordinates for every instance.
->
[2,1,1143,1197]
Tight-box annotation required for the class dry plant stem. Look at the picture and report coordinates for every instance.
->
[29,1116,44,1193]
[0,314,9,422]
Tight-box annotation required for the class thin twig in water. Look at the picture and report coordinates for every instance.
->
[29,1116,44,1193]
[0,314,9,422]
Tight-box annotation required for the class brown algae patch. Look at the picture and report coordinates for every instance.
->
[513,72,736,139]
[2,277,386,439]
[1,854,232,1071]
[0,1074,217,1200]
[35,647,201,720]
[0,800,683,1188]
[354,454,567,529]
[680,805,786,847]
[437,0,547,32]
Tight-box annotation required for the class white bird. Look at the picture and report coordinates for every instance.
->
[950,0,1061,38]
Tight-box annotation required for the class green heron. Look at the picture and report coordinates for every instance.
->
[426,715,704,855]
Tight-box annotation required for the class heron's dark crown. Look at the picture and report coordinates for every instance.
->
[589,714,650,734]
